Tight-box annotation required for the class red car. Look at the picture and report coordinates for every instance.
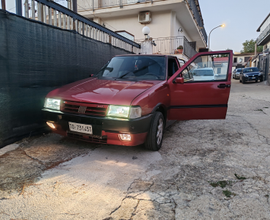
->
[43,51,233,151]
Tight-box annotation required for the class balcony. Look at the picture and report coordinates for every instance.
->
[136,36,197,58]
[257,23,270,46]
[78,0,207,46]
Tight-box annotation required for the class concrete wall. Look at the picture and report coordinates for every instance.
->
[260,16,270,32]
[97,11,173,40]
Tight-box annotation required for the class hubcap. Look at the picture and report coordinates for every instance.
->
[156,118,163,145]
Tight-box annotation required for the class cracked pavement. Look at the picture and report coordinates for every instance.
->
[0,80,270,219]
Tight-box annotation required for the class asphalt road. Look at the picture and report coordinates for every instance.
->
[0,79,270,220]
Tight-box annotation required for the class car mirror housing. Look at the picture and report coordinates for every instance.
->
[174,77,184,84]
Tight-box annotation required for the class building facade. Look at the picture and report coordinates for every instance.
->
[77,0,208,59]
[256,13,270,84]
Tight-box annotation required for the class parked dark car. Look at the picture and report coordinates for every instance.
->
[239,67,263,83]
[232,68,242,79]
[43,51,233,151]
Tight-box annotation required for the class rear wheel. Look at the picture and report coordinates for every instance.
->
[144,112,164,151]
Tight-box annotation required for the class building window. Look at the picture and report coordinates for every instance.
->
[234,58,237,63]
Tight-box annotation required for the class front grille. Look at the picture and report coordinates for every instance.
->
[62,101,108,117]
[67,132,107,144]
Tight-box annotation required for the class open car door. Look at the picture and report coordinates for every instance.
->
[167,50,233,120]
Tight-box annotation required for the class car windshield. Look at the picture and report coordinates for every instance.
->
[236,69,242,72]
[95,56,166,81]
[243,67,259,73]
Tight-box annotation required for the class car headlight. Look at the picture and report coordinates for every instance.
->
[44,98,61,110]
[107,105,141,119]
[244,74,249,77]
[258,72,262,76]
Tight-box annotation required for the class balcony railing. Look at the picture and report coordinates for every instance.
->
[136,36,197,58]
[77,0,207,45]
[79,0,160,11]
[257,23,270,46]
[1,0,140,53]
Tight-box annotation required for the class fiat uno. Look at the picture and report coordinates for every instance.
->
[43,51,233,151]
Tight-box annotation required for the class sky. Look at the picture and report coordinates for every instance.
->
[199,0,270,53]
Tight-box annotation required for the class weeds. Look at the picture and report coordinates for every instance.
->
[223,190,235,197]
[209,180,231,188]
[234,174,246,180]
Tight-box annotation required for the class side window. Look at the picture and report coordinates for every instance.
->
[168,58,179,78]
[182,67,193,82]
[181,53,230,82]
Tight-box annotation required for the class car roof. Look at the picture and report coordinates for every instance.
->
[195,68,214,71]
[115,54,169,58]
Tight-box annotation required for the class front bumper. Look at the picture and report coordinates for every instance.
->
[243,75,260,82]
[42,109,152,146]
[234,74,240,79]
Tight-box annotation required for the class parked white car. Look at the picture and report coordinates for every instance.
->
[192,68,215,81]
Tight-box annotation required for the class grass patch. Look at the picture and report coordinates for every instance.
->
[234,174,246,180]
[223,190,235,197]
[210,181,230,188]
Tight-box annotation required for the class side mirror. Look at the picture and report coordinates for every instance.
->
[174,77,184,84]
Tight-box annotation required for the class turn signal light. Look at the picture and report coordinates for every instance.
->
[46,121,56,129]
[119,134,131,141]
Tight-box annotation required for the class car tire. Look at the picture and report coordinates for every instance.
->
[240,78,242,83]
[255,79,258,83]
[144,111,164,151]
[242,79,245,84]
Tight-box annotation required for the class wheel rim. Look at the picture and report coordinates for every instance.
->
[156,118,163,145]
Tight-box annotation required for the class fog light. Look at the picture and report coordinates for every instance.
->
[119,134,131,141]
[46,121,56,129]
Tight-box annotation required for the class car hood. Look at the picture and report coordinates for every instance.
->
[243,71,260,75]
[47,78,159,106]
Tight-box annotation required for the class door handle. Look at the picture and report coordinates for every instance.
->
[218,84,231,88]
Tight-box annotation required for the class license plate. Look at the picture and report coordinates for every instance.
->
[252,77,255,79]
[69,122,92,135]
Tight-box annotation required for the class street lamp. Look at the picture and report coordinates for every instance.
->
[208,24,225,50]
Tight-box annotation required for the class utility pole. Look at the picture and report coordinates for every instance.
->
[1,0,6,10]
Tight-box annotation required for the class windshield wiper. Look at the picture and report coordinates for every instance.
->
[118,71,135,79]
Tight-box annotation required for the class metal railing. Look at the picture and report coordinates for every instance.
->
[78,0,208,46]
[257,23,270,46]
[78,0,156,11]
[1,0,140,53]
[136,36,197,58]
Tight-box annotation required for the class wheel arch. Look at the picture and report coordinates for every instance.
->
[151,103,167,126]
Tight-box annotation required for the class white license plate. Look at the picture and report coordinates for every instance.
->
[69,122,92,135]
[252,77,255,79]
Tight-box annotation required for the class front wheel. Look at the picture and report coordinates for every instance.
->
[144,112,164,151]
